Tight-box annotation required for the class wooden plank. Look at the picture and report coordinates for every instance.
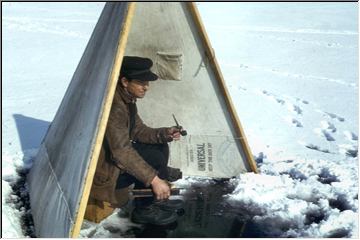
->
[70,2,137,237]
[187,3,258,173]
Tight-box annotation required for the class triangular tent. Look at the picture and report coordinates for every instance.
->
[27,2,257,238]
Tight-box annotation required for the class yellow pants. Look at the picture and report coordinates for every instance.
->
[84,197,115,223]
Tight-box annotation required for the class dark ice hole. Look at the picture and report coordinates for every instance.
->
[327,228,350,238]
[126,179,268,238]
[9,167,36,238]
[287,169,307,181]
[328,194,352,212]
[317,168,339,185]
[304,209,325,225]
[346,148,358,158]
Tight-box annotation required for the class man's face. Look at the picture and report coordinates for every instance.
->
[122,78,149,98]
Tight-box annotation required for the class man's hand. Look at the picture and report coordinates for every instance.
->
[167,127,181,141]
[159,127,182,142]
[151,175,171,200]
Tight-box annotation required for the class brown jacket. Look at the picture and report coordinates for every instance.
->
[90,85,168,206]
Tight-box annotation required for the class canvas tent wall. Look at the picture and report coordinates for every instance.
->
[27,2,257,238]
[126,3,257,178]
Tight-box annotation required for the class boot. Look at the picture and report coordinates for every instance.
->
[131,204,177,225]
[167,167,182,182]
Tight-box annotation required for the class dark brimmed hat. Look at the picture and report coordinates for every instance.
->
[120,56,158,81]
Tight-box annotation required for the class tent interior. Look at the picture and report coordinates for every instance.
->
[122,2,255,177]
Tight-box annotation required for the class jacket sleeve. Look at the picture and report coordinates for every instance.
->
[132,112,169,144]
[106,100,157,187]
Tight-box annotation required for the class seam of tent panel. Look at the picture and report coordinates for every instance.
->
[45,152,74,225]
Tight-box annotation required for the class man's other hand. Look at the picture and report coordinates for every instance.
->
[151,176,171,200]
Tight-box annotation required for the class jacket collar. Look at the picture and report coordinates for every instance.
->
[117,84,136,104]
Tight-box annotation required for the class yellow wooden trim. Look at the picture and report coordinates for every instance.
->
[187,3,258,173]
[70,2,137,237]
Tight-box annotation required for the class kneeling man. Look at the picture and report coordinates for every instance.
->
[88,56,183,225]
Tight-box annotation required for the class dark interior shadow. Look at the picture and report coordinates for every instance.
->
[13,114,50,151]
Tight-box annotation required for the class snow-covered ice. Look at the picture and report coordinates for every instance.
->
[2,2,358,238]
[198,2,358,238]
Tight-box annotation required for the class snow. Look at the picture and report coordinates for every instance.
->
[79,213,140,238]
[2,180,24,238]
[2,2,105,237]
[2,2,358,238]
[197,3,358,237]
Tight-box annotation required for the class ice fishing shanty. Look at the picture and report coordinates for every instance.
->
[27,2,257,237]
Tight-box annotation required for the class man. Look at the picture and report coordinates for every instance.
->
[87,56,183,225]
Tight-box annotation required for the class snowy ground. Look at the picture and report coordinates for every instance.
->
[2,2,358,238]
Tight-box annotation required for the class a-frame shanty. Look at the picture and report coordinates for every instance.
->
[27,2,257,237]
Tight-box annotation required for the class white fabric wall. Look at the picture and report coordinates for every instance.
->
[125,2,252,176]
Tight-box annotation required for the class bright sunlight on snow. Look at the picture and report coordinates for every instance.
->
[2,2,358,238]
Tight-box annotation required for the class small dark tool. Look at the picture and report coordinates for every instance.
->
[172,114,187,136]
[130,188,183,198]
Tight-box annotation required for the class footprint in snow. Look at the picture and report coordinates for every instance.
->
[305,144,331,153]
[324,111,345,122]
[295,97,309,105]
[262,90,286,105]
[287,103,303,115]
[322,130,336,141]
[314,128,336,141]
[276,98,285,105]
[313,121,337,141]
[343,131,358,141]
[338,144,358,158]
[284,116,303,127]
[301,100,309,104]
[300,142,332,154]
[261,90,304,114]
[262,90,271,96]
[320,121,337,133]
